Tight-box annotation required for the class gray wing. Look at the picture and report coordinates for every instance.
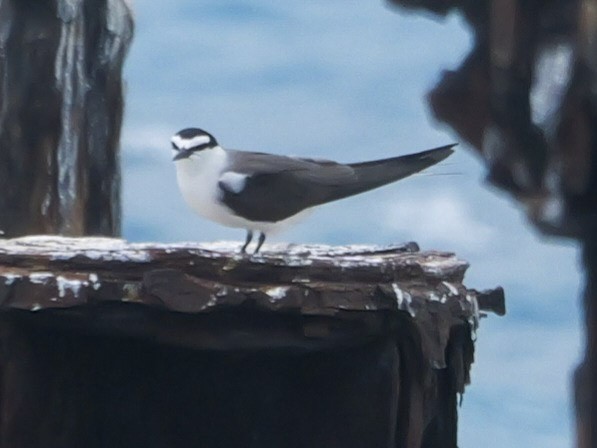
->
[219,150,357,222]
[219,145,454,223]
[225,150,355,183]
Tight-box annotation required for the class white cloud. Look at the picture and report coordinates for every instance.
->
[382,190,497,251]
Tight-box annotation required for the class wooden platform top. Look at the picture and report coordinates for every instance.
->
[0,235,468,278]
[0,236,504,366]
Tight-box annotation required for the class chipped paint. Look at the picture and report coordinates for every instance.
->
[393,283,404,303]
[335,256,385,269]
[56,275,87,298]
[84,250,151,263]
[29,272,55,284]
[291,276,311,284]
[4,236,151,263]
[2,274,19,285]
[428,292,441,302]
[281,258,314,267]
[392,283,415,317]
[57,276,74,298]
[215,286,228,297]
[0,237,469,278]
[442,281,459,295]
[466,292,480,340]
[420,257,468,278]
[265,286,289,301]
[88,273,101,290]
[205,295,218,308]
[0,236,489,330]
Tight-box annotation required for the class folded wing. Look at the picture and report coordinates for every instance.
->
[219,145,455,223]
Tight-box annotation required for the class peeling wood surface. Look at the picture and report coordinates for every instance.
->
[0,236,503,367]
[0,236,473,313]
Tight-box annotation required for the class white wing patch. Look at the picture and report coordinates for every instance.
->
[171,134,211,150]
[219,171,248,194]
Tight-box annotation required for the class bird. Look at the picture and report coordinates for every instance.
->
[171,128,455,254]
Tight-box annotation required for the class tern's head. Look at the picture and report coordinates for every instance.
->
[171,128,218,161]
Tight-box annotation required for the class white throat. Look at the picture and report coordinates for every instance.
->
[174,146,232,224]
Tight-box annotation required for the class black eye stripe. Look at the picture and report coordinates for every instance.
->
[181,142,213,152]
[173,128,219,148]
[171,142,178,150]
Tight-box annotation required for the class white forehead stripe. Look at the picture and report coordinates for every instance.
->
[219,171,247,194]
[171,134,211,150]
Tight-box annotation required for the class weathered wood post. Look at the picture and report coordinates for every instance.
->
[0,0,133,237]
[388,0,596,446]
[0,237,504,448]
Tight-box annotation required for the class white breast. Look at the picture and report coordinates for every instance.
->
[174,146,310,233]
[174,146,242,227]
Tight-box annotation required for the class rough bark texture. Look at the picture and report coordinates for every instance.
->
[388,0,596,446]
[0,236,504,448]
[0,0,133,237]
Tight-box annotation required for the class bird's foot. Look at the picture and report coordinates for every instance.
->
[253,232,266,255]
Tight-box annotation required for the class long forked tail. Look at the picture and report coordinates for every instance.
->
[326,143,456,202]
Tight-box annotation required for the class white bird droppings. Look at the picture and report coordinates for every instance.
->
[88,273,101,290]
[29,272,55,284]
[392,283,415,317]
[442,281,459,295]
[265,286,290,300]
[56,275,86,298]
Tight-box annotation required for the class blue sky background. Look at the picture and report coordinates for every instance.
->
[120,2,583,446]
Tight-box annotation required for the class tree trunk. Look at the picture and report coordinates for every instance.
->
[0,0,133,237]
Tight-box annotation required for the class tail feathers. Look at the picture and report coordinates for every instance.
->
[325,144,456,202]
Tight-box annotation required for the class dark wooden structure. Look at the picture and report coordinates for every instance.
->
[389,1,596,446]
[0,0,133,237]
[0,236,504,448]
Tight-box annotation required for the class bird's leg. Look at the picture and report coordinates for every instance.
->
[240,230,253,254]
[253,232,266,254]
